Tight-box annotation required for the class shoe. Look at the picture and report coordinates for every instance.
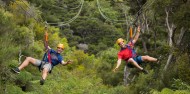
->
[12,67,20,74]
[141,69,148,74]
[40,78,45,85]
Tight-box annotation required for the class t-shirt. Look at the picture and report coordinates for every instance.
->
[117,42,137,61]
[44,49,63,66]
[118,47,133,61]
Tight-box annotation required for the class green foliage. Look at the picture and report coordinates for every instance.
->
[32,23,45,40]
[175,53,190,84]
[174,90,190,94]
[159,88,174,94]
[0,7,16,86]
[172,1,190,28]
[0,8,13,28]
[65,49,96,71]
[16,71,33,86]
[69,18,123,54]
[151,88,190,94]
[97,48,118,65]
[6,84,24,94]
[171,79,190,91]
[0,0,190,94]
[126,70,154,93]
[8,0,38,25]
[13,26,34,46]
[96,48,123,86]
[29,41,44,57]
[98,0,121,19]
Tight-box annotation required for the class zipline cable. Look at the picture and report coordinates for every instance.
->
[97,0,126,22]
[14,0,41,23]
[128,0,156,27]
[133,0,156,19]
[17,0,155,28]
[20,0,44,22]
[48,0,84,26]
[50,0,82,10]
[17,0,84,26]
[97,0,156,25]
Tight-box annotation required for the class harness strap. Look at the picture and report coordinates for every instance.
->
[39,53,52,73]
[39,53,46,71]
[39,26,52,73]
[47,51,51,64]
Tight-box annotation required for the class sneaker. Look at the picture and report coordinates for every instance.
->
[141,69,148,74]
[40,78,45,85]
[12,67,20,74]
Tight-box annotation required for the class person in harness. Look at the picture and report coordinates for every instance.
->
[113,26,158,74]
[12,43,72,85]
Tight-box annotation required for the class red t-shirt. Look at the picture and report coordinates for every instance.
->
[118,48,133,62]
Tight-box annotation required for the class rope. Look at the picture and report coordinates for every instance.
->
[50,0,82,10]
[132,0,156,26]
[97,0,126,22]
[20,0,44,22]
[97,0,156,24]
[134,0,156,19]
[47,0,84,26]
[16,0,84,26]
[130,26,133,39]
[43,26,52,64]
[17,0,156,27]
[14,0,41,23]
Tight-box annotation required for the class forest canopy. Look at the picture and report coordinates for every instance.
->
[0,0,190,94]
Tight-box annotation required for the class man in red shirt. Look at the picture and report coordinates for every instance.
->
[113,26,158,74]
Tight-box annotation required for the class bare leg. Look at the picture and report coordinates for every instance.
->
[128,58,143,70]
[42,68,49,80]
[141,55,157,62]
[18,57,37,70]
[40,68,49,85]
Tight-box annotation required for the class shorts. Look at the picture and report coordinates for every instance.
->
[127,56,143,68]
[133,56,143,65]
[34,59,52,72]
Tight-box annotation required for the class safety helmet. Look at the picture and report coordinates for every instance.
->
[57,43,64,49]
[116,38,124,45]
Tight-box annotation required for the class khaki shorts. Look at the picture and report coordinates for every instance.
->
[34,59,52,72]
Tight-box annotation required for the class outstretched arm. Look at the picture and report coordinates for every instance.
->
[44,46,51,52]
[48,46,51,49]
[132,26,141,44]
[61,60,73,66]
[113,59,122,72]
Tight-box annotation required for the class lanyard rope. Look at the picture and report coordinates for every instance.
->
[44,27,52,64]
[129,27,136,57]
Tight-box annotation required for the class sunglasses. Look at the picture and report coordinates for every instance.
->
[57,47,64,50]
[118,42,124,45]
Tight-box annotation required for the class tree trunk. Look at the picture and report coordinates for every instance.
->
[121,3,130,41]
[141,23,148,53]
[123,66,131,86]
[143,13,150,34]
[164,8,186,71]
[154,29,157,49]
[177,27,186,46]
[164,8,175,71]
[142,40,148,53]
[164,54,173,71]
